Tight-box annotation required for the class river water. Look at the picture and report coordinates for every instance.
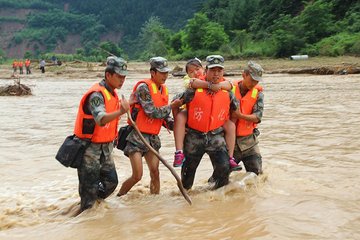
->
[0,72,359,239]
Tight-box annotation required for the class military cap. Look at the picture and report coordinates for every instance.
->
[106,56,127,76]
[246,61,263,82]
[205,55,224,69]
[150,57,171,73]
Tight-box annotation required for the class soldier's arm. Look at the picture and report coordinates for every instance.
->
[231,92,263,123]
[172,88,196,104]
[88,92,128,126]
[252,92,264,123]
[136,83,172,119]
[88,92,107,126]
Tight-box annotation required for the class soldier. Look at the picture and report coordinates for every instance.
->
[173,55,240,190]
[172,58,241,171]
[19,60,24,74]
[117,57,183,197]
[73,56,129,212]
[12,60,18,74]
[231,61,265,175]
[25,59,31,74]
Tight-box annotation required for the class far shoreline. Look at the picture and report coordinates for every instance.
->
[0,56,359,80]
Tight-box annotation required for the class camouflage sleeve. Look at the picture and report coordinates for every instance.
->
[183,75,191,89]
[164,115,174,131]
[229,91,240,112]
[88,91,106,126]
[253,92,264,122]
[135,83,171,119]
[172,88,196,104]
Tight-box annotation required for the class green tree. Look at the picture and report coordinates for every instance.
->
[298,0,335,44]
[170,31,186,53]
[24,51,33,59]
[203,22,229,51]
[136,16,172,60]
[183,13,229,51]
[99,41,124,58]
[271,14,305,57]
[230,29,250,53]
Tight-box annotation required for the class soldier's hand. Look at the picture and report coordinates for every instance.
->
[121,95,130,112]
[210,83,221,92]
[128,92,137,105]
[170,99,184,109]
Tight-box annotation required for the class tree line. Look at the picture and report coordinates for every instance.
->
[0,0,359,62]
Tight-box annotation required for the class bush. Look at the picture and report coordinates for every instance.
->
[315,32,360,56]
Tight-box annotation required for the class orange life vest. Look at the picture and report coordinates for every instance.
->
[129,79,169,135]
[25,60,31,67]
[74,83,120,143]
[18,61,23,67]
[13,61,18,67]
[187,89,230,132]
[232,80,263,137]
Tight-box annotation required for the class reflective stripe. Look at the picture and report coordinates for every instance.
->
[197,88,203,93]
[251,88,258,99]
[103,88,111,101]
[151,83,157,94]
[231,86,236,94]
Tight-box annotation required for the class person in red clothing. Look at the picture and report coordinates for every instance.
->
[18,60,24,74]
[231,61,265,175]
[12,60,18,74]
[25,59,31,74]
[73,56,130,212]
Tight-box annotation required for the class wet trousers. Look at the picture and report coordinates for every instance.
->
[182,129,230,190]
[77,146,118,211]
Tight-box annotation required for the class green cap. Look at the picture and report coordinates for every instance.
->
[205,55,224,69]
[246,61,263,82]
[106,56,127,76]
[150,57,171,72]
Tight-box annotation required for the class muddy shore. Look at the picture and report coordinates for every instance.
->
[0,56,359,81]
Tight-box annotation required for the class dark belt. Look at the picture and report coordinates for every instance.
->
[187,126,224,136]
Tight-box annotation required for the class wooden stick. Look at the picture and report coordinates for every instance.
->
[126,110,192,205]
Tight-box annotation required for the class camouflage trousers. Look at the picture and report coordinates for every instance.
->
[123,129,161,157]
[233,133,262,175]
[77,142,118,211]
[182,128,230,190]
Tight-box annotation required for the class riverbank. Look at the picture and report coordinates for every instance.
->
[0,56,359,80]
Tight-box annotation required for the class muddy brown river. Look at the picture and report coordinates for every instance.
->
[0,71,359,239]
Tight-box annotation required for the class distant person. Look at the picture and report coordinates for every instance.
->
[12,60,18,74]
[232,61,264,175]
[51,55,57,65]
[25,59,31,74]
[172,57,241,171]
[19,60,24,74]
[40,59,45,73]
[172,55,240,190]
[117,57,183,197]
[73,56,130,212]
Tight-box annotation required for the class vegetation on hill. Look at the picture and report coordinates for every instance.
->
[0,0,359,61]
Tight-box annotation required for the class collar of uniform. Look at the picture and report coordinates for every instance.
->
[100,79,114,95]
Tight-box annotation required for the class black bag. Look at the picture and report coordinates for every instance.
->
[116,125,133,151]
[55,135,90,168]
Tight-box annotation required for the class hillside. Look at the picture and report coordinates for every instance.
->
[0,0,204,59]
[0,0,359,61]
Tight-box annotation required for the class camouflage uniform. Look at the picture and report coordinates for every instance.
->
[77,79,118,211]
[174,88,239,189]
[233,60,265,175]
[233,89,264,175]
[123,82,173,156]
